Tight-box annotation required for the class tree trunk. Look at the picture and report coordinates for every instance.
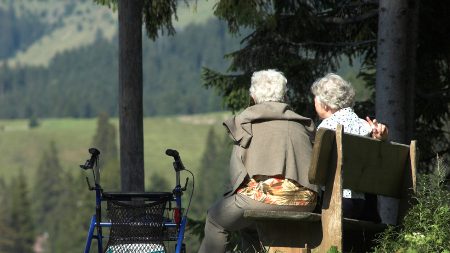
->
[375,0,419,224]
[118,0,145,192]
[405,1,419,143]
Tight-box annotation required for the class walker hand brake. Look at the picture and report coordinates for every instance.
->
[181,178,189,191]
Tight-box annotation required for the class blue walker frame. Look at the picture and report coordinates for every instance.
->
[81,148,189,253]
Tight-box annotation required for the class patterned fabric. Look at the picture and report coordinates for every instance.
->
[237,176,317,206]
[318,107,371,199]
[317,107,372,136]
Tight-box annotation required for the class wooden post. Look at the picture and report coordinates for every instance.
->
[409,141,417,193]
[318,125,343,252]
[118,0,145,192]
[398,140,418,223]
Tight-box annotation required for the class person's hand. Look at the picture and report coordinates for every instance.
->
[366,117,388,141]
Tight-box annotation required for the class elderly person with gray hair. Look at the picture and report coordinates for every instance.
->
[311,73,387,222]
[311,73,387,139]
[198,70,319,253]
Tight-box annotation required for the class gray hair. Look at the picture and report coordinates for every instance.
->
[250,69,287,104]
[310,73,355,110]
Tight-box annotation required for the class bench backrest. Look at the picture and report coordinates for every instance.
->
[306,125,416,252]
[243,125,417,252]
[309,126,416,198]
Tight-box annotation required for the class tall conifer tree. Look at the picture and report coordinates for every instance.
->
[92,112,120,190]
[32,142,62,231]
[10,170,35,252]
[31,142,63,252]
[192,127,232,219]
[0,178,15,252]
[52,171,92,253]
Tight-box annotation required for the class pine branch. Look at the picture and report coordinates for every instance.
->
[276,36,376,48]
[416,87,450,99]
[338,0,379,9]
[322,9,378,24]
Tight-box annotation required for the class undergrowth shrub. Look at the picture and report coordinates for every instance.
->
[373,157,450,253]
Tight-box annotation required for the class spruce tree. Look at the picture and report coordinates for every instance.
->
[92,112,118,162]
[0,178,15,252]
[10,170,35,252]
[191,127,232,219]
[52,171,93,253]
[32,141,63,233]
[92,112,120,190]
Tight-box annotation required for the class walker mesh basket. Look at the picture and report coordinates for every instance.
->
[104,199,168,253]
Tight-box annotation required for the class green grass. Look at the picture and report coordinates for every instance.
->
[0,112,230,186]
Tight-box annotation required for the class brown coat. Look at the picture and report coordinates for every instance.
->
[223,102,319,196]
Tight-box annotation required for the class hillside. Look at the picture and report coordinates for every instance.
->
[0,0,218,67]
[0,0,241,118]
[0,113,230,185]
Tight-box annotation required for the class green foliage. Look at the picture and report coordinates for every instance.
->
[0,113,228,252]
[186,127,233,252]
[28,115,39,128]
[0,178,16,252]
[190,127,232,219]
[31,142,72,252]
[94,0,183,40]
[32,141,63,228]
[142,0,178,40]
[0,5,48,60]
[9,170,35,252]
[92,112,117,161]
[373,158,450,252]
[327,246,340,253]
[146,172,170,192]
[51,172,93,253]
[0,113,227,184]
[92,112,120,190]
[0,20,240,118]
[204,0,374,116]
[93,0,117,10]
[203,68,251,113]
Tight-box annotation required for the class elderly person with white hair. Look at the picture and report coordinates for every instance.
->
[198,70,319,253]
[311,73,387,222]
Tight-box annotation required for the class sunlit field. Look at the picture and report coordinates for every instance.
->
[0,112,230,186]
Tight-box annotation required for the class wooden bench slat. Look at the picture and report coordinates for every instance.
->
[341,134,410,198]
[244,210,387,232]
[309,128,411,198]
[244,210,322,222]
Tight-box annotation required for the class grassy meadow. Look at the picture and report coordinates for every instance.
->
[0,112,230,187]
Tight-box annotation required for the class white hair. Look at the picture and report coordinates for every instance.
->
[310,73,355,110]
[249,69,287,104]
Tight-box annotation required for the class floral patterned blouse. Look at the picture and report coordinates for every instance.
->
[237,176,317,206]
[317,107,372,136]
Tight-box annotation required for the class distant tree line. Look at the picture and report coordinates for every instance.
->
[0,19,241,118]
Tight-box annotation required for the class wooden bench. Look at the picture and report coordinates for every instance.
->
[244,125,417,253]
